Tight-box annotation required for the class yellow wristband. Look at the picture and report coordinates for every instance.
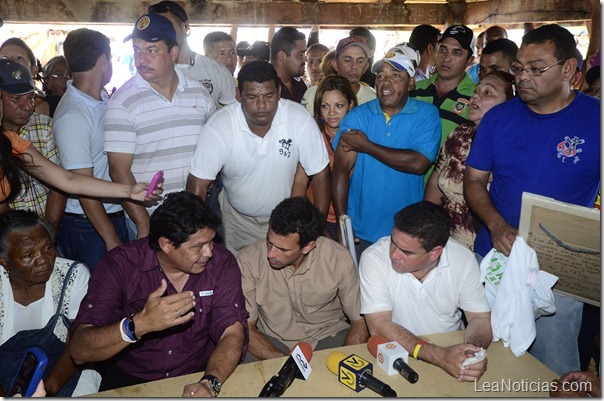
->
[413,340,427,360]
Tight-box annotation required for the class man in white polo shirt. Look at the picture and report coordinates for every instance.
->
[186,61,330,255]
[104,13,215,239]
[360,201,491,382]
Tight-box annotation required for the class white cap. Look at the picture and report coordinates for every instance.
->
[372,43,420,77]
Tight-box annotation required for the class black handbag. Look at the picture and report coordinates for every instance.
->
[0,261,82,396]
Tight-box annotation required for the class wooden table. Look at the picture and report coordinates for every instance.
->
[87,331,558,397]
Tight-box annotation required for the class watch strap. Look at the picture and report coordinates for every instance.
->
[199,374,221,396]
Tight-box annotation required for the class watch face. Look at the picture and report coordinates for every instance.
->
[204,375,221,394]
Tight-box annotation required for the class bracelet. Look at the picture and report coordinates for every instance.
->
[129,312,140,341]
[119,318,136,343]
[413,340,427,360]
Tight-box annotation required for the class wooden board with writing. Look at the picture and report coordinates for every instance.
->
[519,192,600,307]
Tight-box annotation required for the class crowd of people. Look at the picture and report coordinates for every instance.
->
[0,0,600,396]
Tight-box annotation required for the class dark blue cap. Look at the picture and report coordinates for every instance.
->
[124,14,178,44]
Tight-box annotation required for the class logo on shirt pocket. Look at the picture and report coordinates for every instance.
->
[452,98,469,115]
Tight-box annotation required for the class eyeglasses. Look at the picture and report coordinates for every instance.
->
[50,73,72,80]
[509,58,567,77]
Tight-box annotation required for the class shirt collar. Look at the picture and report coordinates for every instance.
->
[134,66,185,97]
[368,96,419,116]
[138,237,162,272]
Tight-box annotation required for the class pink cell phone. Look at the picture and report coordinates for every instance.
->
[146,170,164,197]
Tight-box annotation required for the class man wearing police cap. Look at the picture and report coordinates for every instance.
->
[0,58,66,227]
[332,44,441,259]
[104,13,215,240]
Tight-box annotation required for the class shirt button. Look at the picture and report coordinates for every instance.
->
[199,308,203,313]
[165,373,170,377]
[168,350,173,355]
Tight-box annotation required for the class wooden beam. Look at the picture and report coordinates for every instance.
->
[0,0,593,27]
[464,0,593,25]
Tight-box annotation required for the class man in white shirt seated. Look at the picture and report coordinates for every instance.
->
[359,201,492,382]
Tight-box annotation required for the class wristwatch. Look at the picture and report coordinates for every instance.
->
[199,374,221,397]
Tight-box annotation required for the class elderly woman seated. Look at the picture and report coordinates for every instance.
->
[0,210,99,396]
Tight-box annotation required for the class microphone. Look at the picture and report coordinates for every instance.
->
[259,342,313,397]
[367,335,419,384]
[326,351,397,397]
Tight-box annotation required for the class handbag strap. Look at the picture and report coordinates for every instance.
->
[54,261,81,315]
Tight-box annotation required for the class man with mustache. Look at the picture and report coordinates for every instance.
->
[70,191,248,395]
[270,27,308,103]
[104,14,215,240]
[465,24,600,376]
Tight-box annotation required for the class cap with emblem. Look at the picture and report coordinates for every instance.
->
[372,43,420,77]
[0,59,44,96]
[438,25,475,56]
[335,36,370,59]
[124,13,178,44]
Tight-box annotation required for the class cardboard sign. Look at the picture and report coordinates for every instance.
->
[518,192,600,306]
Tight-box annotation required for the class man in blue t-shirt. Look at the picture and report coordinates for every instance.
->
[332,46,441,259]
[465,24,600,376]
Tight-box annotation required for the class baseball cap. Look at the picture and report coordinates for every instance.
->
[148,1,188,23]
[372,43,420,77]
[335,36,370,59]
[0,59,44,96]
[238,41,270,62]
[586,66,600,86]
[124,14,178,44]
[438,25,475,56]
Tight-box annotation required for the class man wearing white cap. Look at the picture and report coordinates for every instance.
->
[301,36,376,115]
[104,13,215,239]
[332,45,441,258]
[0,59,66,228]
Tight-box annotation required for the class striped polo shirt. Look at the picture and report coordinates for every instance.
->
[412,72,476,147]
[104,67,215,213]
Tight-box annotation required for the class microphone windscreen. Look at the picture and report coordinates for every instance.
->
[367,335,389,357]
[291,341,313,362]
[326,351,348,375]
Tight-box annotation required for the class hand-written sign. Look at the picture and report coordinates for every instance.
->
[519,193,600,306]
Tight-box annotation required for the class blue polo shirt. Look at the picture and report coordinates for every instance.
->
[333,97,441,243]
